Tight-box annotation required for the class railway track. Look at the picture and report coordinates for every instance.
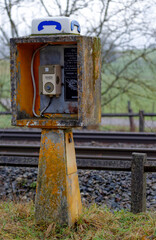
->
[0,143,155,172]
[1,129,156,144]
[0,129,156,172]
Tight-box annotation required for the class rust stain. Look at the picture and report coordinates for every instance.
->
[16,118,81,128]
[68,104,78,114]
[40,135,64,192]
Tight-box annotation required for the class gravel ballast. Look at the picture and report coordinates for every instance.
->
[0,166,155,211]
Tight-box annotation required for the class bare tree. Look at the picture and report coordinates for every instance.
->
[87,0,156,110]
[39,0,92,17]
[0,0,20,58]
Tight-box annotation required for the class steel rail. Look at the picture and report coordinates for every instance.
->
[1,129,156,144]
[1,143,156,155]
[0,143,155,172]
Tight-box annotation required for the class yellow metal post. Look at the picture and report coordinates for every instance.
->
[35,128,82,225]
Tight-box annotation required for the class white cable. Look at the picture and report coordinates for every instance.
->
[31,44,49,117]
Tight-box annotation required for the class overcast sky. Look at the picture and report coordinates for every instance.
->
[0,0,156,52]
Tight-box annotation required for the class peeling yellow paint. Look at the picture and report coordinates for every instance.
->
[35,129,82,226]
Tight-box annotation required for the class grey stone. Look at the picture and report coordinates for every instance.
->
[151,183,156,190]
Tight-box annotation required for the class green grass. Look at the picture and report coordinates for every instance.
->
[0,201,155,240]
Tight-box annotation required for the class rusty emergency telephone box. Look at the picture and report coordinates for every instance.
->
[10,35,101,128]
[10,17,101,226]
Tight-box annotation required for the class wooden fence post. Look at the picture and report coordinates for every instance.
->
[139,110,145,132]
[131,152,147,213]
[128,101,135,132]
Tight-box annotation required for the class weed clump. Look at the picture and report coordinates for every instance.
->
[0,201,155,240]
